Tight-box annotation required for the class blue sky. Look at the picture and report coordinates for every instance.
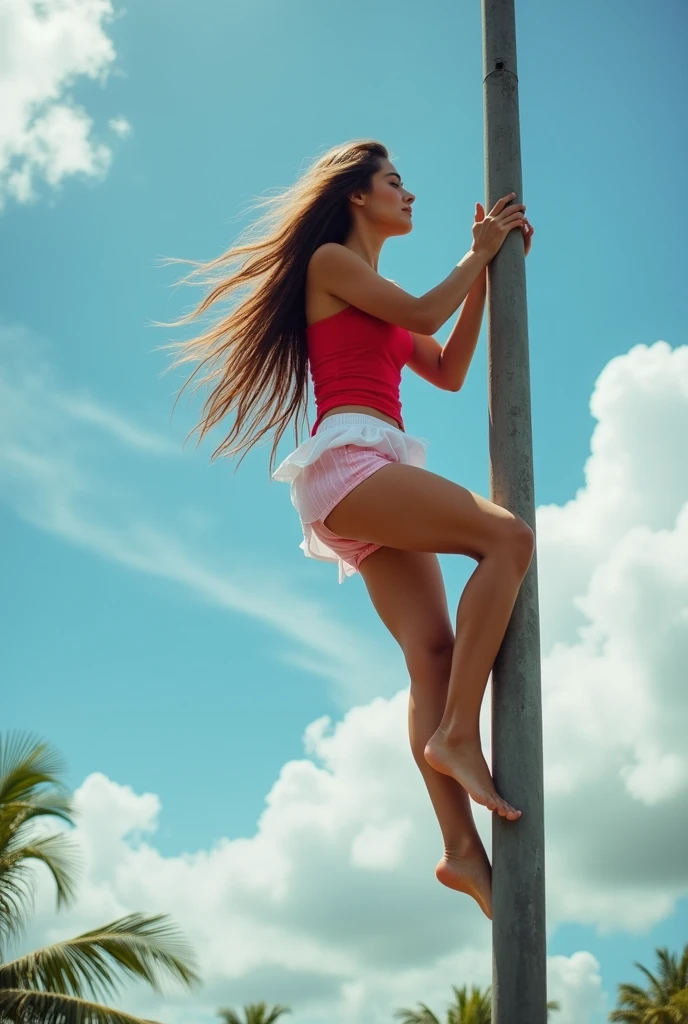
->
[2,0,686,1021]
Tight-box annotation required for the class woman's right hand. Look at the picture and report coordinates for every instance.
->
[471,193,527,261]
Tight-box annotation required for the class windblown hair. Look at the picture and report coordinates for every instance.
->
[153,139,390,476]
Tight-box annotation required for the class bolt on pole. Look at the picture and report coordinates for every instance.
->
[482,0,547,1020]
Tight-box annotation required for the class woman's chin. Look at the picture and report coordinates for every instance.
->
[382,219,413,240]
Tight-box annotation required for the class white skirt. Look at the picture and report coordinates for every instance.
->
[272,413,430,582]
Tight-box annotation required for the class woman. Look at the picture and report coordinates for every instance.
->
[158,140,535,919]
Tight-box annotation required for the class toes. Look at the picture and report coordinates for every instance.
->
[497,800,520,820]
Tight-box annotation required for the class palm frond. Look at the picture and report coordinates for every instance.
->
[0,731,80,948]
[609,978,657,1022]
[614,983,652,1008]
[0,912,201,1005]
[655,948,676,987]
[0,732,71,808]
[216,1007,291,1024]
[0,987,161,1024]
[666,987,688,1023]
[217,1012,243,1024]
[0,855,36,951]
[680,943,688,986]
[263,1005,291,1023]
[608,1011,644,1023]
[393,1003,442,1024]
[0,830,81,903]
[611,946,688,1024]
[445,984,491,1024]
[0,792,76,841]
[633,960,665,1002]
[0,832,82,951]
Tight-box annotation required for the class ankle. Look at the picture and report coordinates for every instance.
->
[443,835,483,860]
[431,722,480,746]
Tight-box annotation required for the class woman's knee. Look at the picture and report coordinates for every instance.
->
[496,516,535,573]
[403,636,454,681]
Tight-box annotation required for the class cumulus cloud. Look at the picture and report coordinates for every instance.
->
[7,736,592,1023]
[12,710,607,1023]
[537,342,688,652]
[0,0,126,210]
[536,342,688,931]
[547,952,607,1024]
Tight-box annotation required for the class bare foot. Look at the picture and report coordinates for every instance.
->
[436,843,493,920]
[424,732,521,820]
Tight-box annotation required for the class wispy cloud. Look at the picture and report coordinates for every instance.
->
[0,325,399,707]
[53,393,180,456]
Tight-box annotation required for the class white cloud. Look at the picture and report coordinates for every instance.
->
[0,0,125,210]
[108,115,132,139]
[547,952,607,1024]
[536,341,688,652]
[13,718,606,1024]
[350,818,413,870]
[53,392,180,456]
[535,342,688,932]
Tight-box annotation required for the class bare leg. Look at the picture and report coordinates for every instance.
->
[424,540,533,820]
[407,646,492,918]
[322,463,535,822]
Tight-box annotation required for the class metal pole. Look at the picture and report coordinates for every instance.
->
[482,0,547,1021]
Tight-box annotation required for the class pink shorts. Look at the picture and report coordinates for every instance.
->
[272,413,429,583]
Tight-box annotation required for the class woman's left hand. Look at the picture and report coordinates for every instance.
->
[522,216,534,257]
[475,201,534,257]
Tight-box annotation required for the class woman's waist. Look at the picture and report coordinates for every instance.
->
[316,405,403,433]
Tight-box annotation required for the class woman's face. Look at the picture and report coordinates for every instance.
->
[355,159,416,236]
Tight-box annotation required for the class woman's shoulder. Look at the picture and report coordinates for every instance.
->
[306,245,353,327]
[307,241,348,277]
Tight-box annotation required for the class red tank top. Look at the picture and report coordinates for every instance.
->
[307,305,414,436]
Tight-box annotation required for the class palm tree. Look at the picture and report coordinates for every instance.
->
[394,983,561,1023]
[0,730,202,1023]
[217,1004,291,1023]
[0,731,79,946]
[394,984,490,1024]
[609,944,688,1023]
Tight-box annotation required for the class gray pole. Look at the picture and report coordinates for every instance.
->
[482,0,547,1021]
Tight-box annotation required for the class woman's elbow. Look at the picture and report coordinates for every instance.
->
[413,305,438,335]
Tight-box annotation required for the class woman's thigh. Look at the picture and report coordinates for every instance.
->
[357,546,455,657]
[323,462,528,561]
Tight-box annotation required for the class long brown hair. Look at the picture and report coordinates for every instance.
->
[153,139,390,476]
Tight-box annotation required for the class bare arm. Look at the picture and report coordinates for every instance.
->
[309,243,490,336]
[406,269,487,392]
